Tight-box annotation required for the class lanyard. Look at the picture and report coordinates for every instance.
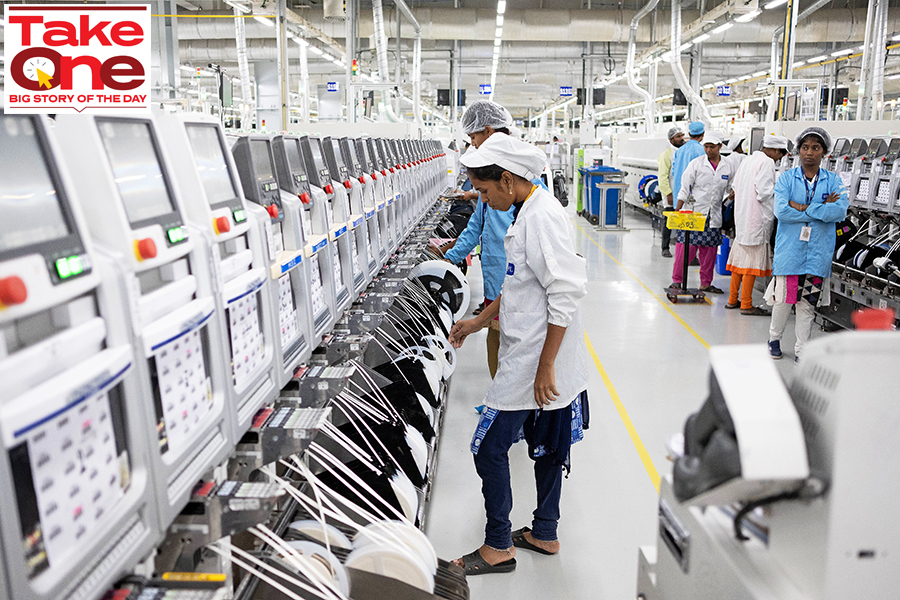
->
[803,169,820,204]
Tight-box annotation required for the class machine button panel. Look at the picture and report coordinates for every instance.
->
[266,204,279,219]
[213,217,231,235]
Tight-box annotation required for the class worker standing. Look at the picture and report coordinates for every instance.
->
[441,100,518,379]
[658,126,685,258]
[672,131,733,294]
[723,136,748,172]
[670,121,706,212]
[448,134,589,576]
[725,135,789,315]
[766,127,848,361]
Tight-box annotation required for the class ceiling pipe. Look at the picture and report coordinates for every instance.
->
[627,0,662,134]
[856,0,877,120]
[233,6,254,127]
[669,0,712,125]
[869,0,888,119]
[394,0,423,130]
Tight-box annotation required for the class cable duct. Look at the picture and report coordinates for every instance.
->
[668,0,712,125]
[370,0,399,122]
[626,0,661,134]
[394,0,423,129]
[234,6,254,127]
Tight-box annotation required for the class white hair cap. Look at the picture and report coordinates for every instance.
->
[459,133,547,181]
[703,131,725,146]
[763,135,789,150]
[461,100,514,135]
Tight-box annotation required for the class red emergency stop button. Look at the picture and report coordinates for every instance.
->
[267,204,279,218]
[0,276,27,306]
[371,173,378,180]
[390,167,395,173]
[344,180,352,190]
[381,169,387,176]
[324,184,334,195]
[359,177,366,184]
[214,216,231,234]
[136,238,157,261]
[300,192,311,204]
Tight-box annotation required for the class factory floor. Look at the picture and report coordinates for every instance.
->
[425,205,818,600]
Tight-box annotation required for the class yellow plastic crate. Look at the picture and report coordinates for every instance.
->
[665,211,707,232]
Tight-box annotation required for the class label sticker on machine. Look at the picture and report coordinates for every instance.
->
[228,290,265,388]
[8,384,130,578]
[150,329,213,454]
[278,273,301,351]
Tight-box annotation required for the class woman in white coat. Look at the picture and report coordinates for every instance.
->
[448,133,590,576]
[725,135,789,315]
[672,131,734,293]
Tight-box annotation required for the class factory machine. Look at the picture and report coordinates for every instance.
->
[835,138,868,192]
[341,137,385,274]
[55,114,233,527]
[821,137,850,173]
[375,139,402,244]
[157,116,279,436]
[637,331,900,600]
[299,136,356,314]
[862,138,900,212]
[850,137,889,209]
[389,139,413,234]
[357,138,395,254]
[322,136,372,293]
[230,136,319,388]
[0,113,161,600]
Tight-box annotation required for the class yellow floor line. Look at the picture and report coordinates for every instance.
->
[585,332,661,493]
[573,220,711,349]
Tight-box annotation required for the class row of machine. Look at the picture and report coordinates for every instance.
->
[0,112,471,600]
[772,134,900,329]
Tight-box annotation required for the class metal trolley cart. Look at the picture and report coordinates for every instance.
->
[664,211,709,304]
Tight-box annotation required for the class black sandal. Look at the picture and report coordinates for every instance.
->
[458,549,516,576]
[700,285,725,294]
[512,527,558,556]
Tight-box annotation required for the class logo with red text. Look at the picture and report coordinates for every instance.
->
[4,4,150,114]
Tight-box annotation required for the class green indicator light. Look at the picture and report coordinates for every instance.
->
[233,209,246,222]
[67,255,84,276]
[56,257,72,279]
[167,227,184,243]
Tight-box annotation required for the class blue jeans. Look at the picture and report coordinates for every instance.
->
[473,409,564,549]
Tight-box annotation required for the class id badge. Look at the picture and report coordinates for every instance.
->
[800,226,812,242]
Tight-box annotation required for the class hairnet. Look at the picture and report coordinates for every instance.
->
[667,126,682,140]
[703,131,724,145]
[763,135,789,150]
[795,126,832,152]
[461,100,514,135]
[688,121,705,136]
[459,133,546,181]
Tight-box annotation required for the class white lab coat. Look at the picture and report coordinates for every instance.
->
[732,151,776,246]
[726,152,747,174]
[677,154,735,229]
[483,186,590,412]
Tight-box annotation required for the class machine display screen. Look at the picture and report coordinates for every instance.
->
[888,139,900,159]
[850,139,866,157]
[331,140,345,168]
[98,119,176,226]
[309,139,328,173]
[251,140,275,181]
[186,124,239,206]
[0,116,71,253]
[358,140,371,171]
[286,140,304,173]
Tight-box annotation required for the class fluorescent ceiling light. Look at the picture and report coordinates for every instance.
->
[180,65,195,72]
[308,46,323,55]
[495,27,503,37]
[693,33,711,44]
[791,60,804,68]
[679,42,692,51]
[888,74,900,80]
[712,22,734,34]
[725,77,738,83]
[807,55,828,63]
[253,15,274,27]
[735,10,761,22]
[752,70,767,77]
[496,15,504,26]
[294,37,308,46]
[764,0,787,9]
[494,38,502,46]
[858,45,866,51]
[712,80,726,86]
[831,48,854,57]
[893,33,900,41]
[639,62,649,69]
[497,1,506,14]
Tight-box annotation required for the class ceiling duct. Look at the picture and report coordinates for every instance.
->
[324,0,346,22]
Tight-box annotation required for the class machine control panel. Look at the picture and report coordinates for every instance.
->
[231,138,284,225]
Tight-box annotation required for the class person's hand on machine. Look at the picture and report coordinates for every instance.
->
[448,319,481,348]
